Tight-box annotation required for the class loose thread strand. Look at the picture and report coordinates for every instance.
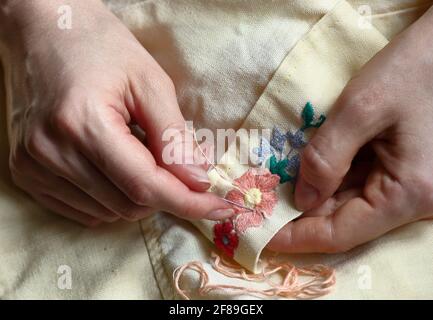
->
[182,127,336,299]
[192,127,252,209]
[173,252,336,300]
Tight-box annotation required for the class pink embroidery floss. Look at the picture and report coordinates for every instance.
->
[173,252,336,300]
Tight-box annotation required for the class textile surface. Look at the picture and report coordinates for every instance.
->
[0,0,432,299]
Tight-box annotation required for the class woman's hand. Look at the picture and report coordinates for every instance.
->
[270,6,433,253]
[1,0,233,226]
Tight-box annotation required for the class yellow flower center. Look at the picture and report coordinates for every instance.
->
[244,188,262,208]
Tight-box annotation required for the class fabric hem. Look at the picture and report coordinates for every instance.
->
[139,214,175,299]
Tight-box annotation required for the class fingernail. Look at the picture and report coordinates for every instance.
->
[186,165,210,185]
[295,178,319,211]
[206,208,235,220]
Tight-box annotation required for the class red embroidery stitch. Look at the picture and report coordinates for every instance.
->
[213,221,239,257]
[226,168,279,233]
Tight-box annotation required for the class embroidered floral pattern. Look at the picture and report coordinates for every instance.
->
[301,101,326,130]
[252,102,326,185]
[213,102,325,257]
[252,137,273,165]
[225,168,279,233]
[212,168,280,256]
[213,221,239,257]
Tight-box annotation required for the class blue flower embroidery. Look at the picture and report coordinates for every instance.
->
[270,127,287,154]
[252,102,326,185]
[252,137,273,165]
[287,129,306,149]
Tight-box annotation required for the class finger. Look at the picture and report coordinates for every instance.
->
[33,194,102,227]
[144,164,234,220]
[72,106,233,220]
[11,156,120,222]
[301,188,361,218]
[129,72,211,191]
[269,197,379,253]
[23,128,158,221]
[269,168,406,253]
[42,178,120,223]
[54,154,156,221]
[295,92,392,211]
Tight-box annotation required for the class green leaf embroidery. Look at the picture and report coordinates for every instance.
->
[262,102,327,185]
[301,102,326,130]
[312,114,326,128]
[302,102,314,129]
[269,155,294,184]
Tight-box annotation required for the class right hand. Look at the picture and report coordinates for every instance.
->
[1,0,233,226]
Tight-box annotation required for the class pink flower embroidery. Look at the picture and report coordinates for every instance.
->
[225,168,279,233]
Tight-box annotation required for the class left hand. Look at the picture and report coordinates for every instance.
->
[269,6,433,253]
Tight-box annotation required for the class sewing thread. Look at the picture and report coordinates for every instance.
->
[173,252,336,299]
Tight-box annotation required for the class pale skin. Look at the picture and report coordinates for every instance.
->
[270,6,433,253]
[0,0,234,226]
[1,1,432,252]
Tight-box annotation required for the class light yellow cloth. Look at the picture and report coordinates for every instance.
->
[193,0,390,273]
[0,0,432,299]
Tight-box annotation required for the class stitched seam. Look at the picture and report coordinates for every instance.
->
[139,214,174,299]
[370,3,433,18]
[235,0,344,131]
[138,219,164,299]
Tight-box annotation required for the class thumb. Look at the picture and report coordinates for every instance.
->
[295,94,387,211]
[129,74,211,192]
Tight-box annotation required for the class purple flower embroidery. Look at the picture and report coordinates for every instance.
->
[251,102,326,185]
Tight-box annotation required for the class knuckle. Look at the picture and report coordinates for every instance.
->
[338,85,388,128]
[122,177,152,206]
[325,231,350,253]
[138,69,176,94]
[365,172,405,209]
[302,139,335,181]
[51,107,79,137]
[24,128,46,159]
[339,85,384,121]
[321,219,352,253]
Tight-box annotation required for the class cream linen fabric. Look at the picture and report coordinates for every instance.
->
[0,65,161,299]
[192,0,390,273]
[0,0,432,299]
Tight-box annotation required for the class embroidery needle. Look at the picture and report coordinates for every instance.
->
[222,198,254,212]
[192,127,252,210]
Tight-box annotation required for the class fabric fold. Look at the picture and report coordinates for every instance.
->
[192,0,388,273]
